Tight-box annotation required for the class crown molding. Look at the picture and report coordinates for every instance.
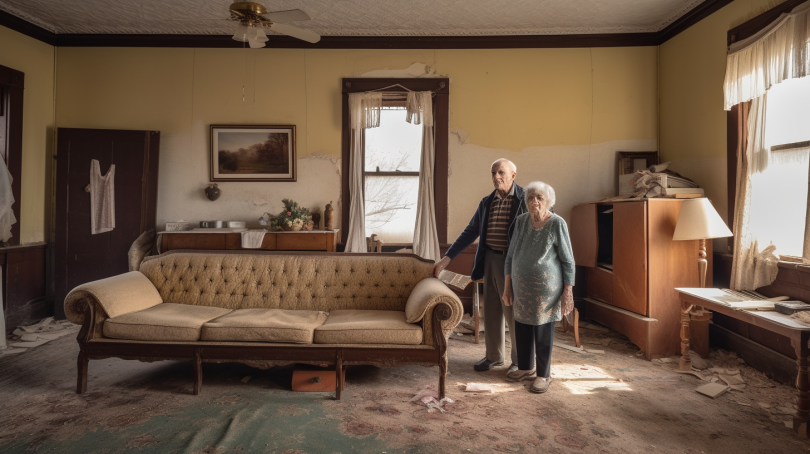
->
[727,0,808,46]
[0,8,56,45]
[658,0,735,44]
[0,0,731,49]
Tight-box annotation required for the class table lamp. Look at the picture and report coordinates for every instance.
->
[673,198,733,288]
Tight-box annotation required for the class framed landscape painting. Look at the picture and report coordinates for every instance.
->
[210,125,296,182]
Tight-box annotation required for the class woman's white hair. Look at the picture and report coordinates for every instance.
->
[525,181,555,208]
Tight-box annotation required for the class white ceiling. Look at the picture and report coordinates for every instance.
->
[0,0,706,36]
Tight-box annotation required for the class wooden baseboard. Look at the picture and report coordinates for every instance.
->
[710,323,796,385]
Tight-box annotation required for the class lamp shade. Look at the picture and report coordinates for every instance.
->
[673,198,733,241]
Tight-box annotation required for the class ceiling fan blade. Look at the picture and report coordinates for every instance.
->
[269,22,320,43]
[264,9,311,22]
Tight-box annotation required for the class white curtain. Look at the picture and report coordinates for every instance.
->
[730,95,780,290]
[407,91,440,262]
[724,2,810,110]
[345,92,383,253]
[0,158,16,243]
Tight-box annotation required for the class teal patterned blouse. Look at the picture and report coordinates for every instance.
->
[504,212,576,325]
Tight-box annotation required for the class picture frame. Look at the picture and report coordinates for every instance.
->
[210,125,296,182]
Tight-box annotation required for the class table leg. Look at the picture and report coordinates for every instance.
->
[679,300,693,371]
[793,334,810,438]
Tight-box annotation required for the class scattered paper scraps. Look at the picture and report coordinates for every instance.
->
[464,383,494,393]
[695,382,730,399]
[554,342,604,355]
[411,388,454,412]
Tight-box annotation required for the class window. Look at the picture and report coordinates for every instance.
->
[364,108,422,243]
[747,77,810,260]
[341,78,449,248]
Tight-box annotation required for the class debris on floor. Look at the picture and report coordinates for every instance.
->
[463,382,494,393]
[696,382,731,399]
[410,388,454,412]
[2,317,78,355]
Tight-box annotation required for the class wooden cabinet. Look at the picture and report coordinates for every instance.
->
[571,199,710,359]
[161,230,339,253]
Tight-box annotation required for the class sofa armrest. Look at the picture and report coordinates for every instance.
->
[405,277,464,330]
[64,271,163,324]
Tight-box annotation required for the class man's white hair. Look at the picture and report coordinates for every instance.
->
[491,158,517,173]
[525,181,556,208]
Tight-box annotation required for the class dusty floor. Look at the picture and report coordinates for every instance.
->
[0,322,808,454]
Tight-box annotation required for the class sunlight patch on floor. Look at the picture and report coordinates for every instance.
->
[552,363,633,395]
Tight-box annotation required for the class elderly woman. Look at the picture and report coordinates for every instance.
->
[502,181,575,394]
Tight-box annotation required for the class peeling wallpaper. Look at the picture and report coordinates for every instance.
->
[51,46,659,241]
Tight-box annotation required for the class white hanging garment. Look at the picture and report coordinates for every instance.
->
[90,159,116,234]
[0,158,16,243]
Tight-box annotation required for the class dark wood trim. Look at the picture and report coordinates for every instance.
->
[658,0,735,44]
[341,78,449,247]
[365,171,420,177]
[728,0,808,46]
[54,33,660,49]
[0,9,57,46]
[771,140,810,152]
[727,106,739,227]
[0,63,24,246]
[0,242,48,333]
[2,0,731,49]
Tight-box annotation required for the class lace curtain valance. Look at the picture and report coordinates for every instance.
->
[724,2,810,110]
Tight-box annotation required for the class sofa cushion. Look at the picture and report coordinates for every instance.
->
[200,309,328,343]
[313,310,423,345]
[103,303,231,341]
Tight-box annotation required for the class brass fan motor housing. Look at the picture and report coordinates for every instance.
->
[229,1,269,25]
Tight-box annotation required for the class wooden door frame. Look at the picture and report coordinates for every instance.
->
[0,64,24,246]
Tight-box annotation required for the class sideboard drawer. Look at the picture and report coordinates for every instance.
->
[277,232,327,250]
[166,233,226,250]
[586,266,613,305]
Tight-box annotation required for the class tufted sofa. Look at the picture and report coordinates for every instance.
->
[64,251,463,399]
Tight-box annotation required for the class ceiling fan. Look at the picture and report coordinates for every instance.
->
[226,2,320,47]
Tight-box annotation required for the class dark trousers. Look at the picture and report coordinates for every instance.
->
[514,320,555,378]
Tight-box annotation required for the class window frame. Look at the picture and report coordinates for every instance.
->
[341,78,449,247]
[0,64,23,246]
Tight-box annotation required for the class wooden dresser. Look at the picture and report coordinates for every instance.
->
[570,198,710,359]
[161,230,340,253]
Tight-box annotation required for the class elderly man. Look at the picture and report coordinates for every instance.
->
[433,158,526,372]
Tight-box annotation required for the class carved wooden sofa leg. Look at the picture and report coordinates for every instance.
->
[77,351,88,394]
[335,351,343,400]
[193,349,203,395]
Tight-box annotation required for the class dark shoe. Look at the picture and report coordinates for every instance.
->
[530,376,552,393]
[474,358,504,371]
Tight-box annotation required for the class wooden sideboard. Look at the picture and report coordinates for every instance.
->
[570,199,710,360]
[160,230,339,253]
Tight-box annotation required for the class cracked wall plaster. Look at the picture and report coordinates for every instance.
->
[447,134,658,240]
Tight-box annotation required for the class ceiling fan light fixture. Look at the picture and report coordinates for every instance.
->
[232,22,249,42]
[255,24,269,42]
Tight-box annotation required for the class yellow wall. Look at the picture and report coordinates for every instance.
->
[55,46,658,240]
[659,0,787,250]
[0,26,55,244]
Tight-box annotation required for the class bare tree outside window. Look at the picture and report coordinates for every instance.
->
[364,108,422,244]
